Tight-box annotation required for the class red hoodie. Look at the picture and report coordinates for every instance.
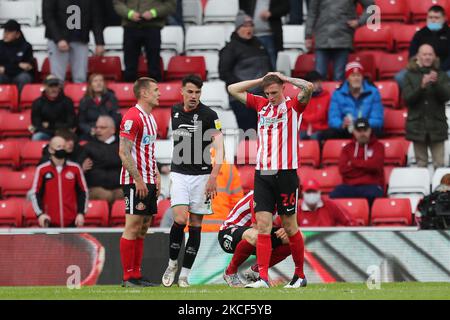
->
[300,90,330,132]
[338,135,385,187]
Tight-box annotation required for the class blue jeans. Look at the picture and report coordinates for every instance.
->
[257,35,277,70]
[0,72,33,92]
[32,131,53,141]
[329,184,384,206]
[315,49,350,81]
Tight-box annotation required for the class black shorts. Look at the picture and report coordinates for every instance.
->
[217,226,283,254]
[254,169,299,216]
[122,184,157,216]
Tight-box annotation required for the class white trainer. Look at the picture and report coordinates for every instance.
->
[162,262,178,287]
[243,266,260,284]
[284,275,307,288]
[223,270,245,288]
[245,279,270,288]
[178,276,190,288]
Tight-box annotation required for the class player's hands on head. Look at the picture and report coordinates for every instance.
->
[38,214,51,228]
[135,179,149,199]
[75,214,84,227]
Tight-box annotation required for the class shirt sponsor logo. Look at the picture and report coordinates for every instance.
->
[142,134,156,145]
[65,172,75,180]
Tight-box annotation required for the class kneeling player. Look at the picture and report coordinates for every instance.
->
[218,191,303,287]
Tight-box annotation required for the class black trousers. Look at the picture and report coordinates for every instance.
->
[123,26,162,82]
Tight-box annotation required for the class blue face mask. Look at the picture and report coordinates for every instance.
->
[427,22,443,31]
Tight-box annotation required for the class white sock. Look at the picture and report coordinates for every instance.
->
[169,259,178,268]
[179,267,191,279]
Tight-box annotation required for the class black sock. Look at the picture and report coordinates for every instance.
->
[182,226,202,269]
[169,222,186,261]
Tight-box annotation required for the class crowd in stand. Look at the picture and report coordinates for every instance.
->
[0,0,450,228]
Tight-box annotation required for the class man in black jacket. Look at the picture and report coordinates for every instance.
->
[239,0,290,69]
[79,115,123,208]
[31,75,76,141]
[219,11,272,131]
[0,20,34,92]
[395,5,450,87]
[43,0,105,83]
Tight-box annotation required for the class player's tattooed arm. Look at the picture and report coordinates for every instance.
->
[119,136,143,183]
[285,76,314,105]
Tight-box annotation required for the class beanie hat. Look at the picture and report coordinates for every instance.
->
[235,10,253,30]
[345,61,364,79]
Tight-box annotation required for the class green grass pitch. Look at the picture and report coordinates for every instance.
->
[1,282,450,300]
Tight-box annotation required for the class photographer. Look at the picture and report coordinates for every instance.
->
[403,44,450,169]
[417,174,450,229]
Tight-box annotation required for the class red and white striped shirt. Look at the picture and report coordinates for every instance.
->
[220,191,256,231]
[119,104,158,185]
[246,93,307,170]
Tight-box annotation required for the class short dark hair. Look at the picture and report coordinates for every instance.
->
[182,74,203,89]
[54,128,77,142]
[262,74,283,89]
[133,77,157,99]
[428,5,446,15]
[305,71,323,82]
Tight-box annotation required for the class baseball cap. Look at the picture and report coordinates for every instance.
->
[44,75,63,86]
[354,118,370,130]
[3,19,21,32]
[302,179,320,192]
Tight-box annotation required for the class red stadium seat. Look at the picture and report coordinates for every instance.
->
[19,84,44,110]
[64,83,88,108]
[348,52,377,81]
[0,85,19,112]
[237,165,255,194]
[40,57,71,81]
[0,110,31,138]
[23,200,39,227]
[236,139,257,165]
[374,80,400,108]
[308,166,342,194]
[375,0,410,22]
[371,198,412,226]
[138,55,164,80]
[379,138,408,166]
[152,108,171,139]
[152,199,171,227]
[322,139,351,166]
[321,81,341,96]
[407,0,449,22]
[392,24,423,51]
[158,81,183,107]
[383,108,407,135]
[354,25,394,52]
[299,140,320,167]
[0,198,24,227]
[376,52,409,80]
[84,200,109,227]
[107,83,136,108]
[110,199,125,227]
[165,56,207,81]
[88,56,122,82]
[0,140,21,169]
[333,198,369,226]
[0,170,34,197]
[292,53,315,78]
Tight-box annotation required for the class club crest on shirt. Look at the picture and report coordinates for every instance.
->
[192,114,199,123]
[136,202,146,210]
[44,172,54,180]
[65,172,75,180]
[123,120,133,133]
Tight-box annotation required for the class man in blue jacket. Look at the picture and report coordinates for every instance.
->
[328,61,384,139]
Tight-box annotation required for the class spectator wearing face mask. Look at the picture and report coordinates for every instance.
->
[395,5,450,88]
[38,128,84,165]
[297,178,353,227]
[330,118,385,206]
[299,71,331,142]
[29,136,89,228]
